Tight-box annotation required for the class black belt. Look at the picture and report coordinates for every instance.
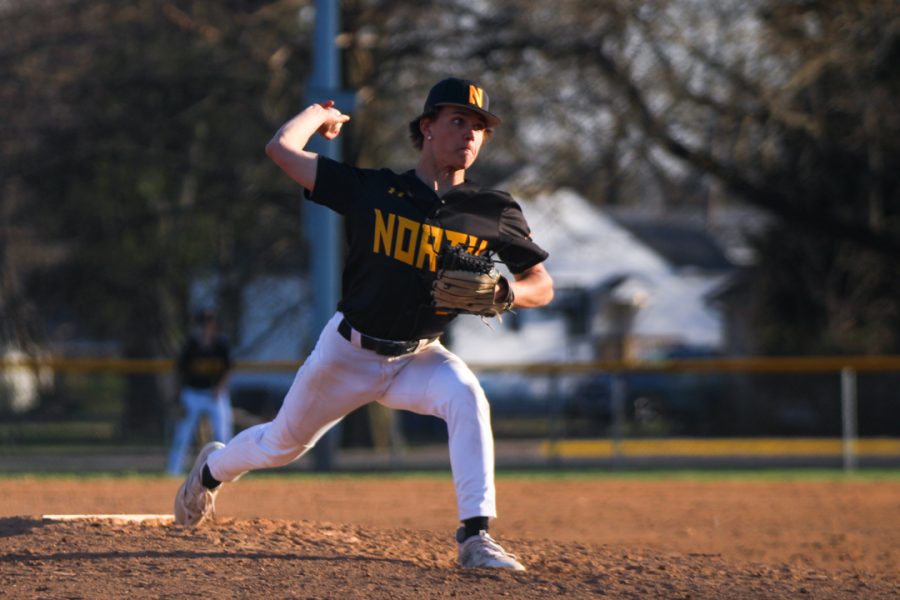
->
[337,318,435,357]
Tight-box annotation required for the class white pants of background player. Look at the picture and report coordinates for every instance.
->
[206,311,496,520]
[167,387,233,476]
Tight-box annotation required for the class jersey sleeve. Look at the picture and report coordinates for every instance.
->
[496,203,549,274]
[304,156,365,215]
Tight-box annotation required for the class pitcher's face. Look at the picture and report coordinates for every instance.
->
[424,107,487,171]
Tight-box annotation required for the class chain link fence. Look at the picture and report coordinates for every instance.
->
[1,356,899,473]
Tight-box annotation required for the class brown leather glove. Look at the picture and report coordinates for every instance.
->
[431,246,515,317]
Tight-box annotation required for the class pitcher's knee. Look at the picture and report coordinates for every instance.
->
[254,423,307,467]
[260,443,305,467]
[446,387,490,423]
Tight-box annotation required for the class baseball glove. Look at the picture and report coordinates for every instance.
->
[431,246,515,318]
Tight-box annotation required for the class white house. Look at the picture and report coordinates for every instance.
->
[446,187,732,366]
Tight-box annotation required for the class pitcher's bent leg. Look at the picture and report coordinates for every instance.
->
[205,312,388,483]
[380,344,496,521]
[205,413,341,482]
[445,384,496,520]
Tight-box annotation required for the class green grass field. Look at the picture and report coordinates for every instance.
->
[1,467,898,482]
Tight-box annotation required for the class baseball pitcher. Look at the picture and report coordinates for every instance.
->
[174,78,553,571]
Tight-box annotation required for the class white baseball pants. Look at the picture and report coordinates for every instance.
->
[206,312,496,520]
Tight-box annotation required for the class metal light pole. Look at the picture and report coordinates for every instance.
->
[304,0,354,471]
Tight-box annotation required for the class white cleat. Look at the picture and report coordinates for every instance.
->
[457,528,526,571]
[174,441,225,527]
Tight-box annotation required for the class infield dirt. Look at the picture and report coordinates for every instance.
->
[1,476,897,598]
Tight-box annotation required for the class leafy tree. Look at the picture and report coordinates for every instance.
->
[2,0,313,432]
[341,0,900,353]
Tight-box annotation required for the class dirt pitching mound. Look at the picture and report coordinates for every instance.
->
[1,516,896,599]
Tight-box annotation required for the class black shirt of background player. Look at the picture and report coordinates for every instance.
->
[178,336,232,390]
[306,156,549,341]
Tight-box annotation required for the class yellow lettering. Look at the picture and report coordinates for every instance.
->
[373,211,485,272]
[394,216,419,265]
[444,230,468,248]
[468,85,484,108]
[373,209,395,255]
[416,224,444,271]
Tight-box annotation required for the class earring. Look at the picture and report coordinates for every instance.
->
[427,134,433,140]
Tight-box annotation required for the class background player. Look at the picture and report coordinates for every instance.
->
[166,308,233,476]
[174,77,553,570]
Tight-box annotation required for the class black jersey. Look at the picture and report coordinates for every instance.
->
[178,335,232,390]
[306,156,549,341]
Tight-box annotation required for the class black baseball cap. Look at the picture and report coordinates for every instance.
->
[423,78,501,128]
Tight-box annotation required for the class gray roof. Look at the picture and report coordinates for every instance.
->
[611,219,734,272]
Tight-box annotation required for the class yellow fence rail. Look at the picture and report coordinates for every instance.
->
[3,355,900,374]
[542,437,900,459]
[2,354,898,471]
[0,358,303,373]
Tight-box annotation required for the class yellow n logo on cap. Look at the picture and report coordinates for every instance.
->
[468,85,484,108]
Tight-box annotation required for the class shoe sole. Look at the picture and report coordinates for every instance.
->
[460,560,526,571]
